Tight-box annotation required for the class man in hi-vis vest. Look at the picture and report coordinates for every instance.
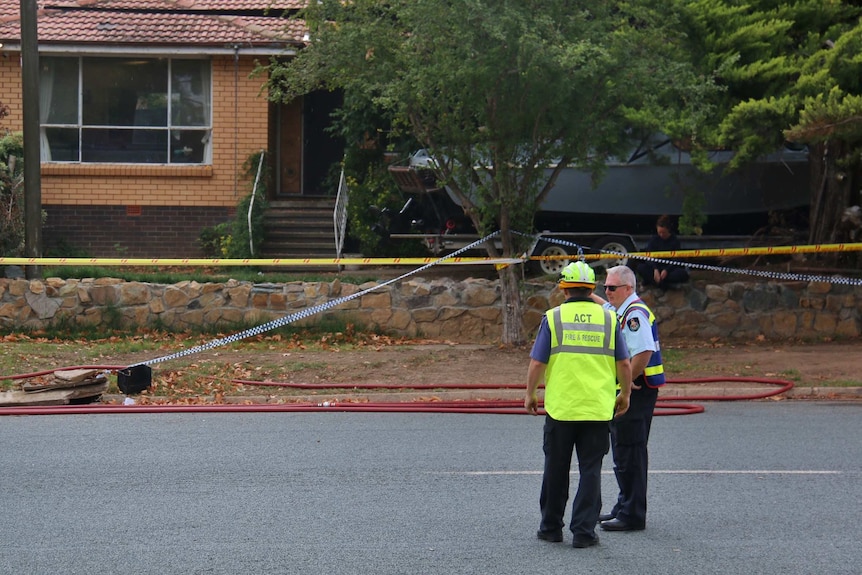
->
[526,261,633,549]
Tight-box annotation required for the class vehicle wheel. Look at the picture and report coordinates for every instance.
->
[530,242,575,277]
[591,236,636,270]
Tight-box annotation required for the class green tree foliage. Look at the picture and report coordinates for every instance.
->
[672,0,862,246]
[265,0,703,344]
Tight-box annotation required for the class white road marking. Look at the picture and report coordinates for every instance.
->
[440,470,843,475]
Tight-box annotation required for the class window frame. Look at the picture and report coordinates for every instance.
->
[39,55,213,165]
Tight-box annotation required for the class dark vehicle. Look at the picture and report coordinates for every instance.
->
[378,139,810,275]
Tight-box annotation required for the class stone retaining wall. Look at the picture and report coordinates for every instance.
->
[0,276,859,342]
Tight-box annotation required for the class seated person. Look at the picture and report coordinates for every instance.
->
[637,215,690,288]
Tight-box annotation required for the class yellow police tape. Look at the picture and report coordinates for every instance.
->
[0,256,522,267]
[1,242,860,267]
[540,242,862,261]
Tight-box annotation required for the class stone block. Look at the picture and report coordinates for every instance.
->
[522,309,545,336]
[771,311,798,338]
[825,294,843,313]
[227,285,251,307]
[163,287,191,308]
[370,307,393,325]
[836,317,860,337]
[148,298,165,314]
[470,307,501,321]
[362,291,391,309]
[123,306,151,327]
[89,285,118,306]
[705,284,728,302]
[438,307,467,321]
[813,312,838,334]
[251,292,269,309]
[462,283,499,306]
[432,292,458,307]
[25,292,60,320]
[269,293,287,310]
[413,308,440,322]
[662,288,688,309]
[389,309,413,330]
[219,308,244,325]
[711,311,740,330]
[119,282,151,306]
[7,279,27,297]
[807,281,832,295]
[198,292,226,308]
[525,293,549,311]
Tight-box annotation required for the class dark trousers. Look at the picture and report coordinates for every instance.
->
[637,262,689,288]
[608,379,658,527]
[539,417,610,538]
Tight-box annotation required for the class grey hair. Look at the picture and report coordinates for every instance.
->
[607,265,636,288]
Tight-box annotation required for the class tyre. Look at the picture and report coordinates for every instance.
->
[591,235,636,270]
[530,241,575,277]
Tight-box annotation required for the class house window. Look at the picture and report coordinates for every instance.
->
[40,56,212,164]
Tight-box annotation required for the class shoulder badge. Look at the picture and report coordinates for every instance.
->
[627,316,641,332]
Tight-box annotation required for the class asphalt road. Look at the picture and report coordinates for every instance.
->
[1,402,860,575]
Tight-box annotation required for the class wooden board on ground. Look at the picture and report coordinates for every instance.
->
[0,381,109,407]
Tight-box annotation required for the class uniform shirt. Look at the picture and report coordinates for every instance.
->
[602,293,657,357]
[530,296,630,364]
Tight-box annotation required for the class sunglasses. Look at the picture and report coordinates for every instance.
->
[604,284,629,292]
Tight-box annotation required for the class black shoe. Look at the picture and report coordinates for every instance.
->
[600,518,644,532]
[572,535,599,548]
[598,513,615,522]
[536,530,563,543]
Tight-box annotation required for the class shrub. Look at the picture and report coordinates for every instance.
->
[198,151,269,258]
[0,130,25,256]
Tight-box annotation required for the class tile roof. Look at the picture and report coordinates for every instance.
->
[0,0,307,47]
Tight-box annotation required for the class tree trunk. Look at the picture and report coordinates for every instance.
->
[498,263,525,346]
[808,141,854,246]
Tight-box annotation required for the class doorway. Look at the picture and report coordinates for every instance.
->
[272,90,344,197]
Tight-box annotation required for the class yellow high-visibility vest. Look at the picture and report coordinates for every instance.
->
[544,301,618,421]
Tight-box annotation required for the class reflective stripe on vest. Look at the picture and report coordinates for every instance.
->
[544,301,618,421]
[622,300,666,387]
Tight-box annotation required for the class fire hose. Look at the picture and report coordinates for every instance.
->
[0,364,794,417]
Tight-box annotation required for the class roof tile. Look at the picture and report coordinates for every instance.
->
[0,0,307,46]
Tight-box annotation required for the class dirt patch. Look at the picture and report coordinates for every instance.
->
[660,340,862,385]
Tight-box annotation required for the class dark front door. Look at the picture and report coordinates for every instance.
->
[273,90,344,197]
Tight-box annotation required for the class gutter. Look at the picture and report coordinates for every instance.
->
[0,43,297,56]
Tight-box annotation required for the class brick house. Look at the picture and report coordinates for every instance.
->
[0,0,343,258]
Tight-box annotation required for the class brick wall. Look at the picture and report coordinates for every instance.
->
[0,54,269,207]
[0,53,272,257]
[43,205,234,257]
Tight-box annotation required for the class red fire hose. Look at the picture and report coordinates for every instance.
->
[0,365,794,417]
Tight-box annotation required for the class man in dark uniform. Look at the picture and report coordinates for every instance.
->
[526,261,632,549]
[592,264,665,531]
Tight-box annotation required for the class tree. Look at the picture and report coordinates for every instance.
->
[266,0,703,345]
[671,0,862,248]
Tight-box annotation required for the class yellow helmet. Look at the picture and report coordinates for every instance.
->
[559,261,595,289]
